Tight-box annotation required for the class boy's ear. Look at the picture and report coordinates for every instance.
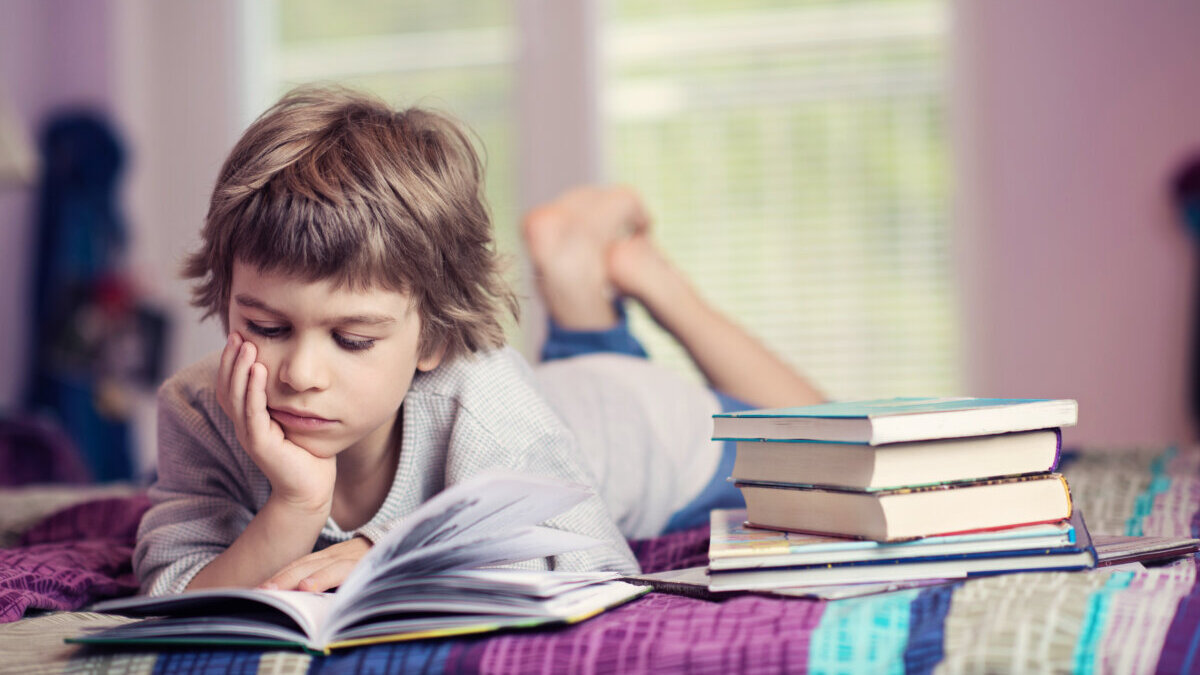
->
[417,343,447,372]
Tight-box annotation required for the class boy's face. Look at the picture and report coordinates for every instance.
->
[228,260,442,461]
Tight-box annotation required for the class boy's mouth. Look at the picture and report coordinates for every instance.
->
[268,407,337,430]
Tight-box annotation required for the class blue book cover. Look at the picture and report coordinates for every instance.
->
[708,511,1096,591]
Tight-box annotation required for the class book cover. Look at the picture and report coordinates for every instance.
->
[712,397,1078,445]
[72,471,648,654]
[707,511,1097,592]
[737,473,1074,541]
[708,508,1075,571]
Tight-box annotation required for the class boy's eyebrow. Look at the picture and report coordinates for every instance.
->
[234,294,397,326]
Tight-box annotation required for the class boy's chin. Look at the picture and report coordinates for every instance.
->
[287,434,344,460]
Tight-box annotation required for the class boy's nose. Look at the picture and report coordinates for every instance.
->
[278,340,330,392]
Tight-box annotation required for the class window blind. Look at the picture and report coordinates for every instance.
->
[602,0,958,399]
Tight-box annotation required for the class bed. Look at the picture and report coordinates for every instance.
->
[2,446,1198,674]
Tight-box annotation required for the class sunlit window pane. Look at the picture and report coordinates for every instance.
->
[603,0,957,399]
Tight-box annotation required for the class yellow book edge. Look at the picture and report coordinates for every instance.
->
[320,585,651,654]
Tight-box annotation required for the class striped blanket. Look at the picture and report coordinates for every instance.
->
[2,447,1199,674]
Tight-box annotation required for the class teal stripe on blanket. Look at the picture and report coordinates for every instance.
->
[1073,446,1173,673]
[807,588,922,674]
[1072,570,1135,674]
[1127,447,1175,536]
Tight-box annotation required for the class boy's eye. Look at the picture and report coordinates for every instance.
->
[245,321,288,339]
[335,333,376,351]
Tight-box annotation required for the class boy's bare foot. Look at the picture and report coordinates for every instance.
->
[523,186,648,330]
[607,233,688,310]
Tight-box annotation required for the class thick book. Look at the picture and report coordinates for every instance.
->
[737,473,1073,541]
[730,429,1062,490]
[708,511,1096,592]
[712,397,1078,445]
[708,508,1074,571]
[73,471,648,654]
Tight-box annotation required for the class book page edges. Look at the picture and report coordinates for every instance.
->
[323,586,650,652]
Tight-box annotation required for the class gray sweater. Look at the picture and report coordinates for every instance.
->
[134,346,639,595]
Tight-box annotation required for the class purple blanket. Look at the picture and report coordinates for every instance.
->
[0,495,148,622]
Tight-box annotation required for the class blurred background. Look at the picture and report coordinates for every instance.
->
[1,0,1198,482]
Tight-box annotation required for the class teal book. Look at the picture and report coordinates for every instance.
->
[712,397,1078,444]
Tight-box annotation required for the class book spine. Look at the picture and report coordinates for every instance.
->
[1049,428,1063,471]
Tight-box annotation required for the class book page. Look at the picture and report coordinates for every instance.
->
[335,470,593,601]
[365,525,599,581]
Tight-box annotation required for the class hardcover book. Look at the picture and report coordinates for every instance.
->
[730,429,1062,489]
[712,397,1078,445]
[737,473,1073,541]
[707,511,1096,592]
[708,508,1075,571]
[73,471,648,654]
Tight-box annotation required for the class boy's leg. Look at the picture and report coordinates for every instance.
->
[608,233,825,409]
[524,186,652,362]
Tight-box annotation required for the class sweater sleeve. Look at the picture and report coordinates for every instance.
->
[133,370,264,596]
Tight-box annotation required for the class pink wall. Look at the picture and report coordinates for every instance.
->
[955,2,1200,447]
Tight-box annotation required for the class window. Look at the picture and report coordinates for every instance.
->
[603,0,956,398]
[259,0,957,399]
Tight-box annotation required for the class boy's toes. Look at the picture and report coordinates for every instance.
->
[521,206,568,268]
[607,234,666,297]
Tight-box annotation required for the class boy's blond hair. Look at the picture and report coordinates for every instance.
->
[184,85,517,362]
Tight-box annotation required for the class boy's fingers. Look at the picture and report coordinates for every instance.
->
[265,556,323,591]
[216,334,241,408]
[227,342,253,421]
[296,560,357,593]
[245,362,272,441]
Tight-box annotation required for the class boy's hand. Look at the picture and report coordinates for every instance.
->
[260,537,372,592]
[217,333,336,513]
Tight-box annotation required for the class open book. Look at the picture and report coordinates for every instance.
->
[74,471,647,654]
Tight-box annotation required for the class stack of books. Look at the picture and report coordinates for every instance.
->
[708,397,1096,592]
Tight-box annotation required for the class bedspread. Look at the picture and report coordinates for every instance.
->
[2,447,1200,674]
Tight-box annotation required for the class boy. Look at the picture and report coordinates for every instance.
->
[135,86,822,596]
[134,87,640,595]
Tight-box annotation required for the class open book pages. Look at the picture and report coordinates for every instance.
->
[82,470,647,653]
